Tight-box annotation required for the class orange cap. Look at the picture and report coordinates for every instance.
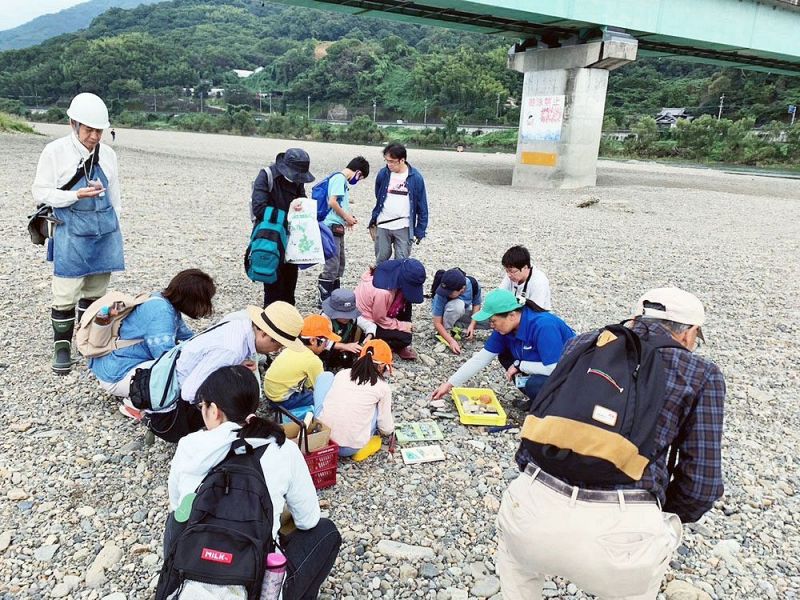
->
[301,314,341,341]
[360,339,393,365]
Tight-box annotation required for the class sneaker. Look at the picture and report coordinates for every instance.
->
[396,346,418,361]
[119,404,143,421]
[352,435,382,462]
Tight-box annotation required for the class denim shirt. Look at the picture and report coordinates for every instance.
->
[89,294,193,383]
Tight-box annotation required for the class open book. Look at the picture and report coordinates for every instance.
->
[401,445,446,465]
[395,421,444,444]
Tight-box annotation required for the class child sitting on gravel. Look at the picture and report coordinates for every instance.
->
[320,289,376,371]
[315,340,395,461]
[263,315,338,415]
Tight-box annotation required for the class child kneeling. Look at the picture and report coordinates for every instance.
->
[316,340,394,461]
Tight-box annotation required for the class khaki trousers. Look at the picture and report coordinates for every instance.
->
[52,273,111,310]
[97,360,155,398]
[496,470,682,600]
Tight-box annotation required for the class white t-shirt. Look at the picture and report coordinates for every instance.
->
[499,267,552,310]
[376,169,410,230]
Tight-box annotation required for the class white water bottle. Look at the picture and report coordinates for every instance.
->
[260,552,287,600]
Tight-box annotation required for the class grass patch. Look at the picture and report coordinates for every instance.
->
[0,112,35,133]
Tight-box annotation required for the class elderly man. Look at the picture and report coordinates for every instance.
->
[496,287,726,600]
[32,93,123,375]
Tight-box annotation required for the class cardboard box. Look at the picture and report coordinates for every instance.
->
[282,418,331,454]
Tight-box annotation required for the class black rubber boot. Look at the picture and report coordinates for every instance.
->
[318,278,338,306]
[52,307,76,375]
[76,297,97,326]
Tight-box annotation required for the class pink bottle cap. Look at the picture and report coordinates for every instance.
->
[266,552,287,568]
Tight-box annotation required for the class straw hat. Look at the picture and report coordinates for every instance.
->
[246,302,304,352]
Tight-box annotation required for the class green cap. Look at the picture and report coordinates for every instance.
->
[472,289,522,322]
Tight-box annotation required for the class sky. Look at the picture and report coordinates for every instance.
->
[0,0,87,31]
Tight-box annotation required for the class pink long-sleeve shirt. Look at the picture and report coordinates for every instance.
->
[318,369,394,449]
[354,271,412,332]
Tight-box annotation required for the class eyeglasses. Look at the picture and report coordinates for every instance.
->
[384,157,401,165]
[195,402,206,412]
[489,314,507,327]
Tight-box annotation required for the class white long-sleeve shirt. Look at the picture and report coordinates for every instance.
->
[176,319,256,403]
[447,349,556,387]
[168,421,320,539]
[32,132,121,216]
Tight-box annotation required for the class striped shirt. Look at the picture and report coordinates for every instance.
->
[176,319,256,403]
[517,319,725,523]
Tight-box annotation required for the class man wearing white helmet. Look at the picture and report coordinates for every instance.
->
[32,92,124,375]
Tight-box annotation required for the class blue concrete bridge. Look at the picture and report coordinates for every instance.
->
[275,0,800,187]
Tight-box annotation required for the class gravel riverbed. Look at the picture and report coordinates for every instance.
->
[0,123,798,599]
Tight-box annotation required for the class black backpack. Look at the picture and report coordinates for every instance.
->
[517,324,685,486]
[429,268,479,299]
[156,439,275,600]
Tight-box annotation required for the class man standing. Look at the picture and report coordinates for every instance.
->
[496,287,725,600]
[251,148,315,306]
[317,156,370,304]
[369,143,428,263]
[32,93,123,375]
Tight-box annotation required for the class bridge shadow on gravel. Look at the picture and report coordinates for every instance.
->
[466,168,514,186]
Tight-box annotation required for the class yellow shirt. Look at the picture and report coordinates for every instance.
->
[264,347,323,402]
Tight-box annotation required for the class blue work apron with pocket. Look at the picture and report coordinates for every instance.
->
[49,163,125,277]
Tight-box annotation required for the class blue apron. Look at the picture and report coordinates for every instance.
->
[49,162,125,277]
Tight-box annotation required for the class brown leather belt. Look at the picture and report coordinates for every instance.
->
[524,463,657,505]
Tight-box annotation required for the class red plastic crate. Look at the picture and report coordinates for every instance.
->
[305,442,338,490]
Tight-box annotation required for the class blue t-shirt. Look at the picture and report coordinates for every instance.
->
[89,293,194,383]
[322,172,350,227]
[484,308,575,365]
[431,279,482,317]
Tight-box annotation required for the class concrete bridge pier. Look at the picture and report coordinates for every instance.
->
[509,35,637,189]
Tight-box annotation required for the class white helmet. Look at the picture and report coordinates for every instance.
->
[67,93,110,129]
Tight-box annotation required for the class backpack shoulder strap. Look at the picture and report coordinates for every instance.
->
[467,276,479,299]
[264,166,274,193]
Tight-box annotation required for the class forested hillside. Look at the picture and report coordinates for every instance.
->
[0,0,798,126]
[0,0,162,51]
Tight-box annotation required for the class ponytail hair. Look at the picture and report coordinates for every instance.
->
[196,365,286,445]
[350,348,385,386]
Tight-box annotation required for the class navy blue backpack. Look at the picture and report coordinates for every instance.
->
[311,173,343,221]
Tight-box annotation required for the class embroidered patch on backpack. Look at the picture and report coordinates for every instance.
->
[201,548,233,564]
[592,405,618,427]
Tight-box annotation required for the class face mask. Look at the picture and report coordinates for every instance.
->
[348,174,360,186]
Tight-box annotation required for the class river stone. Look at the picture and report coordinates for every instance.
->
[471,576,501,598]
[376,540,434,561]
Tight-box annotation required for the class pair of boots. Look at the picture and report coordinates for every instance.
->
[317,277,340,306]
[51,298,95,375]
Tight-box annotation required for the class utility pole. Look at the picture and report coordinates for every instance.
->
[258,89,262,113]
[268,92,272,115]
[496,92,501,120]
[307,95,311,120]
[423,99,428,127]
[153,92,157,113]
[200,91,203,113]
[373,98,377,122]
[717,93,725,120]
